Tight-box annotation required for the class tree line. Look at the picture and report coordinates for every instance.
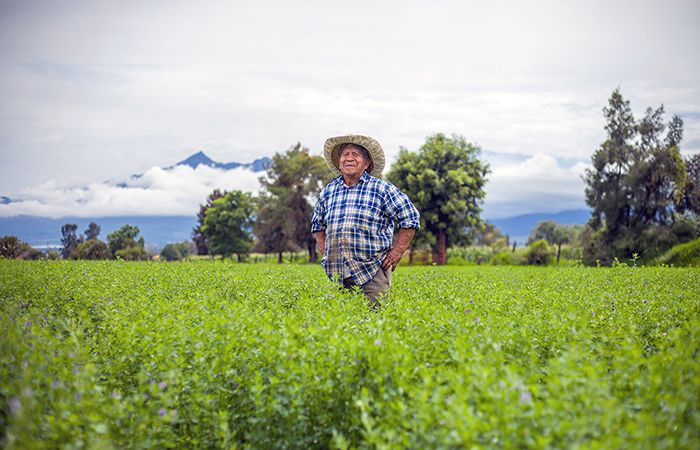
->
[191,136,490,265]
[2,89,697,266]
[58,223,149,261]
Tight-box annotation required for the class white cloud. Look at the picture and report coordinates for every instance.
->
[483,154,590,219]
[0,0,698,217]
[0,165,261,218]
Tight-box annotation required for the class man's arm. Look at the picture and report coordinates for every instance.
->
[314,230,326,256]
[381,227,416,271]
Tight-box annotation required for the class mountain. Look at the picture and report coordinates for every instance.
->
[0,215,198,249]
[174,151,270,172]
[2,209,594,250]
[487,209,592,246]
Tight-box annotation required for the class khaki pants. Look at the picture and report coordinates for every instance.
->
[343,268,392,310]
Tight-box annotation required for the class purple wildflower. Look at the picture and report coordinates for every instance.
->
[159,408,167,416]
[465,309,470,314]
[475,316,480,323]
[519,391,532,405]
[9,398,20,416]
[158,381,167,390]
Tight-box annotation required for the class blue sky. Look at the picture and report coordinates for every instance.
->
[1,0,698,219]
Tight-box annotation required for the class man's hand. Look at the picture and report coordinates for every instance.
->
[314,230,326,256]
[381,228,416,271]
[381,247,404,271]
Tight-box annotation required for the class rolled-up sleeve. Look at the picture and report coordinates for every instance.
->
[311,192,327,232]
[383,185,420,229]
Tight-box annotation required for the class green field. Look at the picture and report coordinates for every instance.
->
[1,260,699,449]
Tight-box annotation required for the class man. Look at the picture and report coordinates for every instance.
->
[311,134,420,308]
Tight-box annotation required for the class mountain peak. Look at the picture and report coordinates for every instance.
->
[172,151,270,172]
[176,151,217,169]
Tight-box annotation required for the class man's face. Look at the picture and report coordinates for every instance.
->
[339,145,371,179]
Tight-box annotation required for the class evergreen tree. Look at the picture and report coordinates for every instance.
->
[256,143,331,263]
[583,88,693,264]
[60,224,79,259]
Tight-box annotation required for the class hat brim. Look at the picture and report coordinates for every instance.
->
[323,134,385,178]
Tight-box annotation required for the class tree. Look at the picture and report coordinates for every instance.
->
[84,222,101,240]
[256,143,331,263]
[20,244,45,260]
[107,225,148,260]
[71,239,111,260]
[386,133,490,265]
[60,224,79,259]
[676,154,700,217]
[583,89,692,264]
[1,236,21,259]
[528,220,582,263]
[160,242,190,261]
[253,192,297,263]
[192,190,226,255]
[472,222,504,246]
[202,191,255,261]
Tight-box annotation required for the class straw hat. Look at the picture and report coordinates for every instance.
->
[323,134,386,178]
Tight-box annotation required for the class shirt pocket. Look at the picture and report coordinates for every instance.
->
[354,202,383,232]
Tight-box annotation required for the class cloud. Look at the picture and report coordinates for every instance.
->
[0,165,261,218]
[483,154,590,219]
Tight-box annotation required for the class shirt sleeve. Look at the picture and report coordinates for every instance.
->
[383,182,421,229]
[311,191,327,232]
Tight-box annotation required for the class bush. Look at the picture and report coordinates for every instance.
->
[658,237,700,267]
[160,242,190,262]
[70,239,111,260]
[489,251,514,265]
[1,236,20,259]
[523,240,554,265]
[447,246,493,264]
[115,245,149,261]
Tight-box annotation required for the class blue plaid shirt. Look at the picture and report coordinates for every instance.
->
[311,172,420,286]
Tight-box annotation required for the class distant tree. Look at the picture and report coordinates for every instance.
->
[257,143,331,263]
[523,240,554,265]
[18,242,45,260]
[60,224,79,259]
[676,153,700,217]
[387,133,490,265]
[202,191,255,261]
[472,222,504,246]
[528,220,584,263]
[114,241,149,261]
[84,222,101,240]
[1,236,21,259]
[253,192,297,263]
[107,225,148,260]
[528,220,559,246]
[192,189,226,255]
[107,224,143,255]
[160,242,190,261]
[583,89,692,264]
[71,239,111,260]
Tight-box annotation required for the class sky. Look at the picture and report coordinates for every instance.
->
[1,0,699,220]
